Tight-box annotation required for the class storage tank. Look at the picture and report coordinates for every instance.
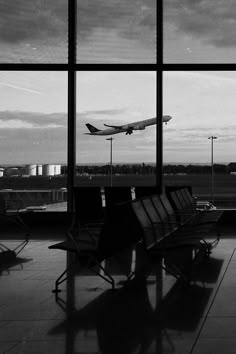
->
[43,164,55,176]
[26,164,37,176]
[7,167,20,176]
[37,164,43,176]
[55,164,61,175]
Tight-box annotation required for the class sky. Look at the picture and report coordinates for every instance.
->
[77,0,156,63]
[2,71,236,166]
[77,71,156,164]
[164,0,236,63]
[0,71,156,165]
[0,71,67,165]
[0,0,156,63]
[163,71,236,164]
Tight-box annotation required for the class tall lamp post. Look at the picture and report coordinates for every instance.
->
[208,136,217,203]
[106,137,114,187]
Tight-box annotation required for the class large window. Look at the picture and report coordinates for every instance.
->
[163,71,236,207]
[0,71,67,210]
[163,1,236,208]
[164,1,236,63]
[0,1,68,63]
[1,0,159,212]
[76,71,157,186]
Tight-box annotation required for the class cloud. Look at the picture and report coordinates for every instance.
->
[0,111,66,129]
[0,0,66,44]
[0,82,41,95]
[78,0,156,44]
[78,108,127,119]
[0,0,155,48]
[164,0,236,47]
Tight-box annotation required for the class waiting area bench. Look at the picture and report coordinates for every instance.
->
[49,201,143,295]
[49,189,223,294]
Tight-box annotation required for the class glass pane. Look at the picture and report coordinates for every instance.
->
[76,71,157,188]
[0,1,68,63]
[77,0,156,63]
[0,71,67,211]
[163,71,236,208]
[164,1,236,63]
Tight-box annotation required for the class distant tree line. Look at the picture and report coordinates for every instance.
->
[76,163,156,175]
[164,163,236,175]
[73,162,236,175]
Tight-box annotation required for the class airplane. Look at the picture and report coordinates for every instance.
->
[85,115,172,136]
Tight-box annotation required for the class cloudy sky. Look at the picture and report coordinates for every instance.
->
[0,0,156,63]
[0,71,156,165]
[164,71,236,163]
[2,71,236,166]
[77,0,156,63]
[77,71,156,164]
[164,0,236,63]
[0,71,67,165]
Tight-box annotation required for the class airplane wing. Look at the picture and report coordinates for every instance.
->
[104,123,124,129]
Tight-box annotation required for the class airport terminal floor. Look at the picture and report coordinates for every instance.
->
[1,225,236,353]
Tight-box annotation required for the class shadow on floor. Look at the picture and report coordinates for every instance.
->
[48,276,213,354]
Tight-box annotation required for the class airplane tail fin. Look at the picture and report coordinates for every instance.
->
[85,123,100,133]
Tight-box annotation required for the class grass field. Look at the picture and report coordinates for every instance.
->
[75,174,236,195]
[1,173,236,206]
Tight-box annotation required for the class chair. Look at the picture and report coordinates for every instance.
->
[49,201,142,294]
[158,194,220,253]
[131,199,206,282]
[73,186,104,226]
[104,187,133,208]
[171,189,223,225]
[0,239,29,268]
[0,194,31,236]
[134,186,157,199]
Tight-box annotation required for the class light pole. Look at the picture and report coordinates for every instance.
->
[106,137,114,187]
[208,136,217,203]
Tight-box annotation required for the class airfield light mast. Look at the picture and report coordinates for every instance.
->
[208,136,217,203]
[106,137,114,187]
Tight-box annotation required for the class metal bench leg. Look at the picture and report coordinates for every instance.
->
[52,268,69,295]
[89,258,115,290]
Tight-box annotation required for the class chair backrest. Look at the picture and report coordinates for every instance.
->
[73,187,104,224]
[134,186,157,199]
[142,197,161,224]
[170,191,184,211]
[182,188,196,207]
[97,200,142,260]
[159,194,176,217]
[175,189,189,208]
[104,186,132,208]
[131,199,156,249]
[177,188,190,206]
[151,195,169,221]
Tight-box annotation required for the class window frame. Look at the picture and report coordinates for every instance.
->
[0,0,161,213]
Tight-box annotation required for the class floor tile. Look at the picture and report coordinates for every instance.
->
[192,338,236,354]
[209,287,236,316]
[5,341,66,354]
[0,234,236,353]
[200,317,236,338]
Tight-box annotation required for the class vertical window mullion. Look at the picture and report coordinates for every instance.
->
[67,0,77,212]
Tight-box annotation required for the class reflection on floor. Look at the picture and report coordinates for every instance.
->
[0,231,236,353]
